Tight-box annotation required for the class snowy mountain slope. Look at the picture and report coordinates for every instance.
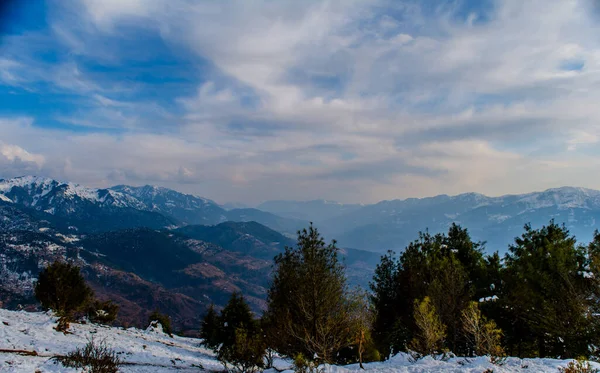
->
[0,177,175,233]
[0,308,594,372]
[0,176,145,210]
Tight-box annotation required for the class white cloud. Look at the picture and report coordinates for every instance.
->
[3,0,600,203]
[0,143,45,167]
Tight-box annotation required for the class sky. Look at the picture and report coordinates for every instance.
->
[1,0,600,204]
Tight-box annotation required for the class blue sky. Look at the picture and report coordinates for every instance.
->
[1,0,600,204]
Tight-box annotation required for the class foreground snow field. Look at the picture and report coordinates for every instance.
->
[1,308,598,373]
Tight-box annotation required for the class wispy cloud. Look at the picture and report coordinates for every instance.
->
[1,0,600,203]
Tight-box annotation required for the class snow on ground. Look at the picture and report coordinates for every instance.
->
[0,308,222,372]
[1,308,598,373]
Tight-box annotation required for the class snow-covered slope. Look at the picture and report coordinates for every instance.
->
[0,308,594,372]
[0,176,146,211]
[0,176,174,233]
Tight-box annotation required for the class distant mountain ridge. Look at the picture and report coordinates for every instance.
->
[0,176,304,235]
[257,199,364,221]
[0,176,175,233]
[3,175,600,253]
[321,187,600,252]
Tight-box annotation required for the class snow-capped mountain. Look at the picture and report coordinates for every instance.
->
[4,175,600,253]
[0,176,174,233]
[0,176,146,212]
[110,184,226,225]
[0,176,305,235]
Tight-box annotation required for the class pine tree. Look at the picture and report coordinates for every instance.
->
[503,221,594,358]
[369,251,400,357]
[370,225,496,357]
[427,254,471,354]
[219,292,257,348]
[266,224,353,364]
[217,292,265,373]
[35,260,94,320]
[200,304,220,350]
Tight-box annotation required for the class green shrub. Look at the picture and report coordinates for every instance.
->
[293,353,323,373]
[55,337,121,373]
[148,310,173,337]
[88,300,119,325]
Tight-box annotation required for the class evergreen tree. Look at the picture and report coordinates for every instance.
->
[217,292,265,373]
[200,304,220,350]
[503,221,595,358]
[219,292,257,348]
[35,260,94,319]
[266,224,353,364]
[426,254,471,354]
[369,251,400,357]
[370,225,494,356]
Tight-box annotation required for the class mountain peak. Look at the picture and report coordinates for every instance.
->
[0,176,145,210]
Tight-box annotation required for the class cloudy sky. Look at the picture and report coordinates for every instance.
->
[1,0,599,204]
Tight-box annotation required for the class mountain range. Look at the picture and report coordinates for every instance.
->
[0,176,379,331]
[258,187,600,252]
[3,175,600,332]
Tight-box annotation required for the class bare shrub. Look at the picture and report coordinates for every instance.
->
[55,337,121,373]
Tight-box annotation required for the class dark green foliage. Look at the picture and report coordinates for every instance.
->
[87,300,119,325]
[218,292,257,349]
[370,220,600,360]
[502,221,597,358]
[202,292,265,373]
[266,224,354,364]
[34,260,94,318]
[293,353,323,373]
[218,327,266,373]
[148,310,173,337]
[370,224,491,356]
[200,304,220,350]
[370,251,399,357]
[55,337,121,373]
